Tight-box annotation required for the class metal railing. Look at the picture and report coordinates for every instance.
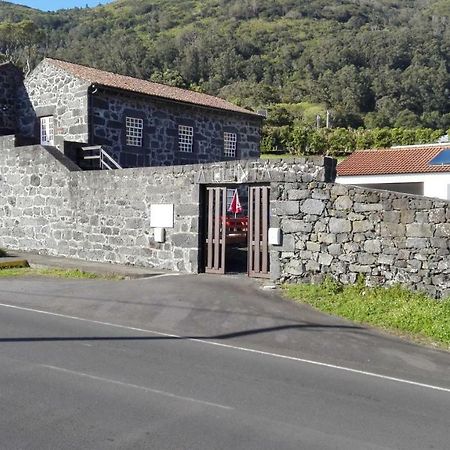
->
[80,145,122,170]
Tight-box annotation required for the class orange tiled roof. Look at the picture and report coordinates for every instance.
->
[337,145,450,176]
[45,58,261,118]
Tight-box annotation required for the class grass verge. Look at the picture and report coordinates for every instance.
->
[283,278,450,349]
[0,267,122,280]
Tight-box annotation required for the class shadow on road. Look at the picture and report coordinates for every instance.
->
[0,322,363,343]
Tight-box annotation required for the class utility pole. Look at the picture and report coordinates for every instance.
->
[326,110,331,128]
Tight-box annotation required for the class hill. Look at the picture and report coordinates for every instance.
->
[0,0,449,129]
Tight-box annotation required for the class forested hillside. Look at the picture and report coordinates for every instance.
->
[0,0,449,130]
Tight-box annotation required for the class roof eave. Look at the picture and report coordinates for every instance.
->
[88,83,263,120]
[338,170,450,176]
[45,58,263,119]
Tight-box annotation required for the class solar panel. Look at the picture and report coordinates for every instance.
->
[429,148,450,165]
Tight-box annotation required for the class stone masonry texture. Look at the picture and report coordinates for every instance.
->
[272,181,450,298]
[92,89,261,168]
[0,139,448,298]
[17,61,90,149]
[3,60,261,167]
[0,141,328,273]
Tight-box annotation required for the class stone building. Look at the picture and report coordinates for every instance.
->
[2,58,263,168]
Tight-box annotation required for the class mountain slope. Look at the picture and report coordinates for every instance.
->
[0,0,449,128]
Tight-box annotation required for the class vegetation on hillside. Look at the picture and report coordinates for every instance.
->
[0,0,449,131]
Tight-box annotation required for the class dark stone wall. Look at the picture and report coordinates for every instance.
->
[0,65,23,133]
[0,143,325,273]
[17,61,90,149]
[272,182,450,298]
[10,60,261,167]
[0,140,448,298]
[91,89,262,168]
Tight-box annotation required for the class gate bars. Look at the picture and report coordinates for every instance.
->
[248,185,270,278]
[205,186,227,274]
[204,185,270,277]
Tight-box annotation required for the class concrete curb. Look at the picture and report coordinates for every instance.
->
[8,251,170,279]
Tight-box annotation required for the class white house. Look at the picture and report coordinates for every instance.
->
[336,144,450,200]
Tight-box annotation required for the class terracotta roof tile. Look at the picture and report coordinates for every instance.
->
[337,145,450,176]
[45,58,261,118]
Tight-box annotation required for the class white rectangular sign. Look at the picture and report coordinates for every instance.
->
[150,204,174,228]
[268,227,282,246]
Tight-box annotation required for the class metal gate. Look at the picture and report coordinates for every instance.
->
[248,185,270,278]
[204,186,227,274]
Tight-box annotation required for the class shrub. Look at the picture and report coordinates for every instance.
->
[260,126,445,155]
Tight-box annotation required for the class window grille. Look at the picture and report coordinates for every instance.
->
[126,117,143,147]
[224,132,237,158]
[178,125,194,153]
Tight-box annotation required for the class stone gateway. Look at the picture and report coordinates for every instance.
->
[0,140,448,298]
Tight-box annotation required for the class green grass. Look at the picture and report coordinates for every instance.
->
[284,278,450,349]
[273,101,327,123]
[0,267,122,280]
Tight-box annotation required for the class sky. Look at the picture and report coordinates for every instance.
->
[7,0,113,11]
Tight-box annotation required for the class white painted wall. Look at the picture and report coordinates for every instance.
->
[336,172,450,200]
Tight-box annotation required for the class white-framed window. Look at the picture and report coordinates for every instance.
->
[224,132,237,158]
[40,116,54,146]
[178,125,194,153]
[126,117,143,147]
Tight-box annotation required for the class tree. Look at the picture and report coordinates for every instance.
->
[150,69,186,87]
[394,110,421,128]
[0,20,44,74]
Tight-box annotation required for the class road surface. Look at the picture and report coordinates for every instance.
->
[0,275,448,449]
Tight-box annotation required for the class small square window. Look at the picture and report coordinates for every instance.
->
[126,117,143,147]
[224,132,237,158]
[178,125,194,153]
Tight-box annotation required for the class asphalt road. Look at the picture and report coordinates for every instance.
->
[0,274,449,449]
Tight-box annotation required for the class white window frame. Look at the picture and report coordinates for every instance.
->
[126,117,143,147]
[40,116,54,146]
[178,125,194,153]
[224,132,237,158]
